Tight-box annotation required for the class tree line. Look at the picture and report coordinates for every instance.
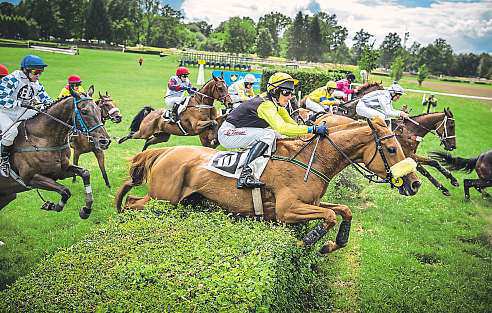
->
[1,0,491,79]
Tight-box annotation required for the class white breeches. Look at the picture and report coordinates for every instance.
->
[305,98,325,113]
[164,96,184,110]
[218,121,277,150]
[0,107,37,146]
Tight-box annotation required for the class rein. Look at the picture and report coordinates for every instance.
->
[397,113,455,146]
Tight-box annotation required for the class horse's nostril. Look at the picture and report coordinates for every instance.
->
[412,180,421,191]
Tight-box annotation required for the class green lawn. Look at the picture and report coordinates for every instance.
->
[1,47,491,312]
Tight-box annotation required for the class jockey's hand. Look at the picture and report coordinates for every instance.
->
[400,111,410,119]
[20,99,35,109]
[312,124,328,136]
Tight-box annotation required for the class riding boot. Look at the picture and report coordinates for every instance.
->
[0,144,12,178]
[169,103,179,123]
[237,141,269,189]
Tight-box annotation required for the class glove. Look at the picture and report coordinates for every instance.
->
[20,99,35,109]
[189,87,197,93]
[312,124,328,136]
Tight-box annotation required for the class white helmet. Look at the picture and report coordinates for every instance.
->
[244,74,256,84]
[388,83,405,96]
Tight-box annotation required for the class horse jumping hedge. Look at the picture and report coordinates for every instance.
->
[261,68,347,96]
[0,202,326,312]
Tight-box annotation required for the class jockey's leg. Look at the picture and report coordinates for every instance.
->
[355,103,386,120]
[305,98,325,114]
[0,110,16,177]
[164,97,182,123]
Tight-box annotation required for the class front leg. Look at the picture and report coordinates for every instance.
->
[64,165,93,219]
[416,163,451,196]
[93,149,110,188]
[28,174,72,213]
[319,202,353,253]
[416,154,459,186]
[194,120,215,132]
[72,149,81,184]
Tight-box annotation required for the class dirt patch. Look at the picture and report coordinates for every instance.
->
[412,80,492,98]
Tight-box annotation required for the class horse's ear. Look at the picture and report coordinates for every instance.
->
[105,91,108,96]
[99,91,103,98]
[220,71,224,79]
[213,75,219,81]
[69,84,80,99]
[87,85,94,97]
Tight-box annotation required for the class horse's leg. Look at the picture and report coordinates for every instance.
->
[117,132,133,144]
[416,163,451,196]
[64,165,93,219]
[415,155,459,187]
[28,174,72,213]
[93,149,110,188]
[0,193,17,210]
[319,202,353,253]
[480,180,492,199]
[464,179,473,201]
[72,149,81,183]
[142,133,170,151]
[195,120,215,132]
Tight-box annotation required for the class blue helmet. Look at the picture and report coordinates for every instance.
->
[20,55,48,69]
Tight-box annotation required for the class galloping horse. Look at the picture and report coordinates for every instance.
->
[335,82,384,118]
[71,91,122,188]
[115,118,420,254]
[0,86,110,219]
[430,149,492,200]
[317,108,457,195]
[118,76,231,151]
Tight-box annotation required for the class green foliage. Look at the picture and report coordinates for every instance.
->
[352,28,373,63]
[257,12,291,56]
[0,14,39,39]
[419,38,454,75]
[85,0,111,40]
[256,28,273,58]
[223,17,257,54]
[390,55,405,82]
[379,32,402,68]
[0,203,324,312]
[261,67,345,95]
[358,46,380,73]
[306,16,322,62]
[417,64,429,86]
[287,11,308,60]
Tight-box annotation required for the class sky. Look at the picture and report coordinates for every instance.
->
[2,0,491,53]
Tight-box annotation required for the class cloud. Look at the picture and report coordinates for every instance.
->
[179,0,492,53]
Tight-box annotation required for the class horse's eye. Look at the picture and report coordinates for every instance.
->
[387,147,397,154]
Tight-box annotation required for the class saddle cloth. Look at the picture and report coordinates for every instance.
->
[203,149,270,179]
[163,97,191,120]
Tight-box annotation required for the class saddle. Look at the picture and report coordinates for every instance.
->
[203,149,270,180]
[162,97,191,123]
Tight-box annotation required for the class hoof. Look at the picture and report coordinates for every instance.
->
[451,180,459,187]
[442,189,451,196]
[106,184,111,189]
[319,241,337,254]
[79,206,92,219]
[41,201,61,212]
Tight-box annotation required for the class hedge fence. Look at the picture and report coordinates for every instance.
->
[0,202,329,313]
[261,67,349,95]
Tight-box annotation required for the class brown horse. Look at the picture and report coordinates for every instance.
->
[115,118,421,254]
[71,91,122,188]
[0,86,110,219]
[430,149,492,200]
[118,76,231,151]
[317,108,457,195]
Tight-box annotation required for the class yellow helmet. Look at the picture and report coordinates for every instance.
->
[267,72,299,92]
[326,80,337,89]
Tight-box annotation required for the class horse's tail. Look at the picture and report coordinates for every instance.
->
[114,148,168,212]
[130,106,155,132]
[429,151,477,173]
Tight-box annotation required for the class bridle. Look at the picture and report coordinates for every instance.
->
[192,78,231,107]
[96,96,120,123]
[401,113,455,148]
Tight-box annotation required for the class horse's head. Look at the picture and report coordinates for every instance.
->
[97,91,122,123]
[72,85,111,150]
[198,75,231,107]
[436,108,456,151]
[354,81,384,97]
[362,118,421,196]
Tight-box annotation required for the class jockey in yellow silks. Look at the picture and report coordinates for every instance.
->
[58,75,85,98]
[218,72,328,189]
[228,73,256,108]
[305,81,341,113]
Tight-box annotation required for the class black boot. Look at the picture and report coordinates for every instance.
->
[237,141,269,189]
[168,103,180,123]
[0,144,11,178]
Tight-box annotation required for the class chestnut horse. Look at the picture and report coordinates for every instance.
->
[118,76,231,151]
[317,108,457,195]
[71,91,122,188]
[115,118,421,254]
[0,86,110,219]
[430,149,492,200]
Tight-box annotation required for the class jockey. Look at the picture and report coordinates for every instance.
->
[305,81,341,114]
[228,73,256,108]
[334,72,356,101]
[0,55,53,177]
[165,66,196,122]
[422,94,438,113]
[356,83,409,123]
[58,75,85,98]
[218,72,329,189]
[0,64,8,79]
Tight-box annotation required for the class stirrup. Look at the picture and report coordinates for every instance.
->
[0,158,10,178]
[237,173,265,189]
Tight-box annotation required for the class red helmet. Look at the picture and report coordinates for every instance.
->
[0,64,9,77]
[176,67,190,76]
[68,75,82,84]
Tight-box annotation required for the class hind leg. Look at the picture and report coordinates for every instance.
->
[72,150,80,183]
[142,133,170,151]
[417,164,450,196]
[0,193,17,210]
[464,179,473,201]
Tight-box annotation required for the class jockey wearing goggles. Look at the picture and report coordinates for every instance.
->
[218,72,329,189]
[164,66,196,123]
[0,55,53,177]
[58,75,86,99]
[228,73,256,108]
[356,82,409,124]
[305,80,341,114]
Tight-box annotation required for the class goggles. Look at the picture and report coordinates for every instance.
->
[70,82,82,87]
[180,74,189,78]
[280,89,294,96]
[244,82,253,87]
[29,69,44,75]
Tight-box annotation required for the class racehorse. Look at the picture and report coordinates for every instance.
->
[0,86,110,219]
[317,108,457,195]
[118,76,231,151]
[71,91,122,188]
[115,118,421,254]
[430,149,492,200]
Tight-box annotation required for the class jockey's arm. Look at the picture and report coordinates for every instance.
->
[277,106,299,126]
[337,81,355,94]
[168,78,183,92]
[379,94,402,118]
[58,87,69,99]
[36,84,53,105]
[257,102,309,136]
[0,76,19,107]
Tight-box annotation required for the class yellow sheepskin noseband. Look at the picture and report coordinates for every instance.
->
[390,157,417,178]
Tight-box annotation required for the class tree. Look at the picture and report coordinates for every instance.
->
[379,32,402,68]
[451,53,481,77]
[417,64,429,86]
[257,12,291,56]
[390,56,405,82]
[477,53,492,79]
[21,0,61,39]
[316,12,347,53]
[358,46,380,73]
[85,0,112,40]
[108,0,142,44]
[140,0,160,45]
[419,38,454,75]
[187,21,212,37]
[352,29,373,64]
[287,11,308,60]
[256,28,273,58]
[306,16,322,62]
[0,2,15,15]
[223,17,256,54]
[406,41,421,72]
